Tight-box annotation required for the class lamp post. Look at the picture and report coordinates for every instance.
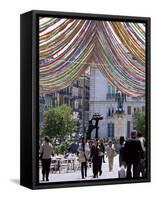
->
[92,113,103,139]
[86,113,103,139]
[86,119,95,140]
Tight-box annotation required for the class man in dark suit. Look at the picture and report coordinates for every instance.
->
[124,131,144,178]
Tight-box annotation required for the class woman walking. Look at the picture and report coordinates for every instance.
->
[106,140,116,172]
[78,137,90,179]
[40,136,53,181]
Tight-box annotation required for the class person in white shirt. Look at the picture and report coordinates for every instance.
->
[78,137,90,179]
[40,136,53,181]
[106,140,116,172]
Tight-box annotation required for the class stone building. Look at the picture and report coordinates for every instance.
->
[39,72,90,135]
[89,65,145,139]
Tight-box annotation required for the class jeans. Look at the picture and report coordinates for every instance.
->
[81,162,87,179]
[98,156,103,174]
[42,158,51,181]
[92,160,99,177]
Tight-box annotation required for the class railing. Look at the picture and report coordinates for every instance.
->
[106,93,117,100]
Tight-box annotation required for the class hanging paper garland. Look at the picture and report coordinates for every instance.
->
[39,17,145,97]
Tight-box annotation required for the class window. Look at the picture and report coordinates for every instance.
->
[127,121,131,138]
[111,86,115,94]
[108,85,111,94]
[112,108,114,116]
[127,106,131,115]
[64,97,69,104]
[106,84,117,99]
[74,100,79,109]
[108,108,114,117]
[108,123,114,138]
[108,108,111,117]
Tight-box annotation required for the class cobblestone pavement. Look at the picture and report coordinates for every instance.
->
[39,155,120,183]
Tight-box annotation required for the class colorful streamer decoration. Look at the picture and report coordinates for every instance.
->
[39,17,145,97]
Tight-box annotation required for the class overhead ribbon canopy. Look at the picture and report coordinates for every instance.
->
[39,17,145,96]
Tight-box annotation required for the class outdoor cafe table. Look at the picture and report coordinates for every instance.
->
[51,154,77,173]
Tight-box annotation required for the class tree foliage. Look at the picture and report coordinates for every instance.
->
[54,143,69,155]
[133,111,145,136]
[43,105,76,140]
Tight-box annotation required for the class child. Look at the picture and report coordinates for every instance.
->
[106,140,116,172]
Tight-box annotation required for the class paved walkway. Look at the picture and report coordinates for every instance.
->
[39,155,120,183]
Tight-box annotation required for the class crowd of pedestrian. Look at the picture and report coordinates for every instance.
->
[78,137,116,179]
[39,130,146,181]
[118,131,146,179]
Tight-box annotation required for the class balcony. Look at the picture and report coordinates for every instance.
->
[106,93,117,100]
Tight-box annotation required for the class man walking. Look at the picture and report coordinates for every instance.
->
[124,131,144,178]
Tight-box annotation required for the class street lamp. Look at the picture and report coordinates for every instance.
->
[86,113,103,140]
[86,119,95,140]
[92,113,103,139]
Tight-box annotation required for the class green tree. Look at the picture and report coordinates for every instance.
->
[54,143,69,155]
[133,111,145,136]
[39,128,44,138]
[42,105,76,140]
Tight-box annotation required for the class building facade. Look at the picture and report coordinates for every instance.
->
[39,72,90,136]
[89,65,145,139]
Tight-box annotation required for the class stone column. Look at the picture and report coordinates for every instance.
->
[113,112,127,139]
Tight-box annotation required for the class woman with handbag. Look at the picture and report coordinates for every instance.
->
[78,136,90,179]
[40,136,53,181]
[106,140,116,172]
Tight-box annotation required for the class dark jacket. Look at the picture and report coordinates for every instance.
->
[119,143,125,162]
[124,138,144,163]
[90,145,99,162]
